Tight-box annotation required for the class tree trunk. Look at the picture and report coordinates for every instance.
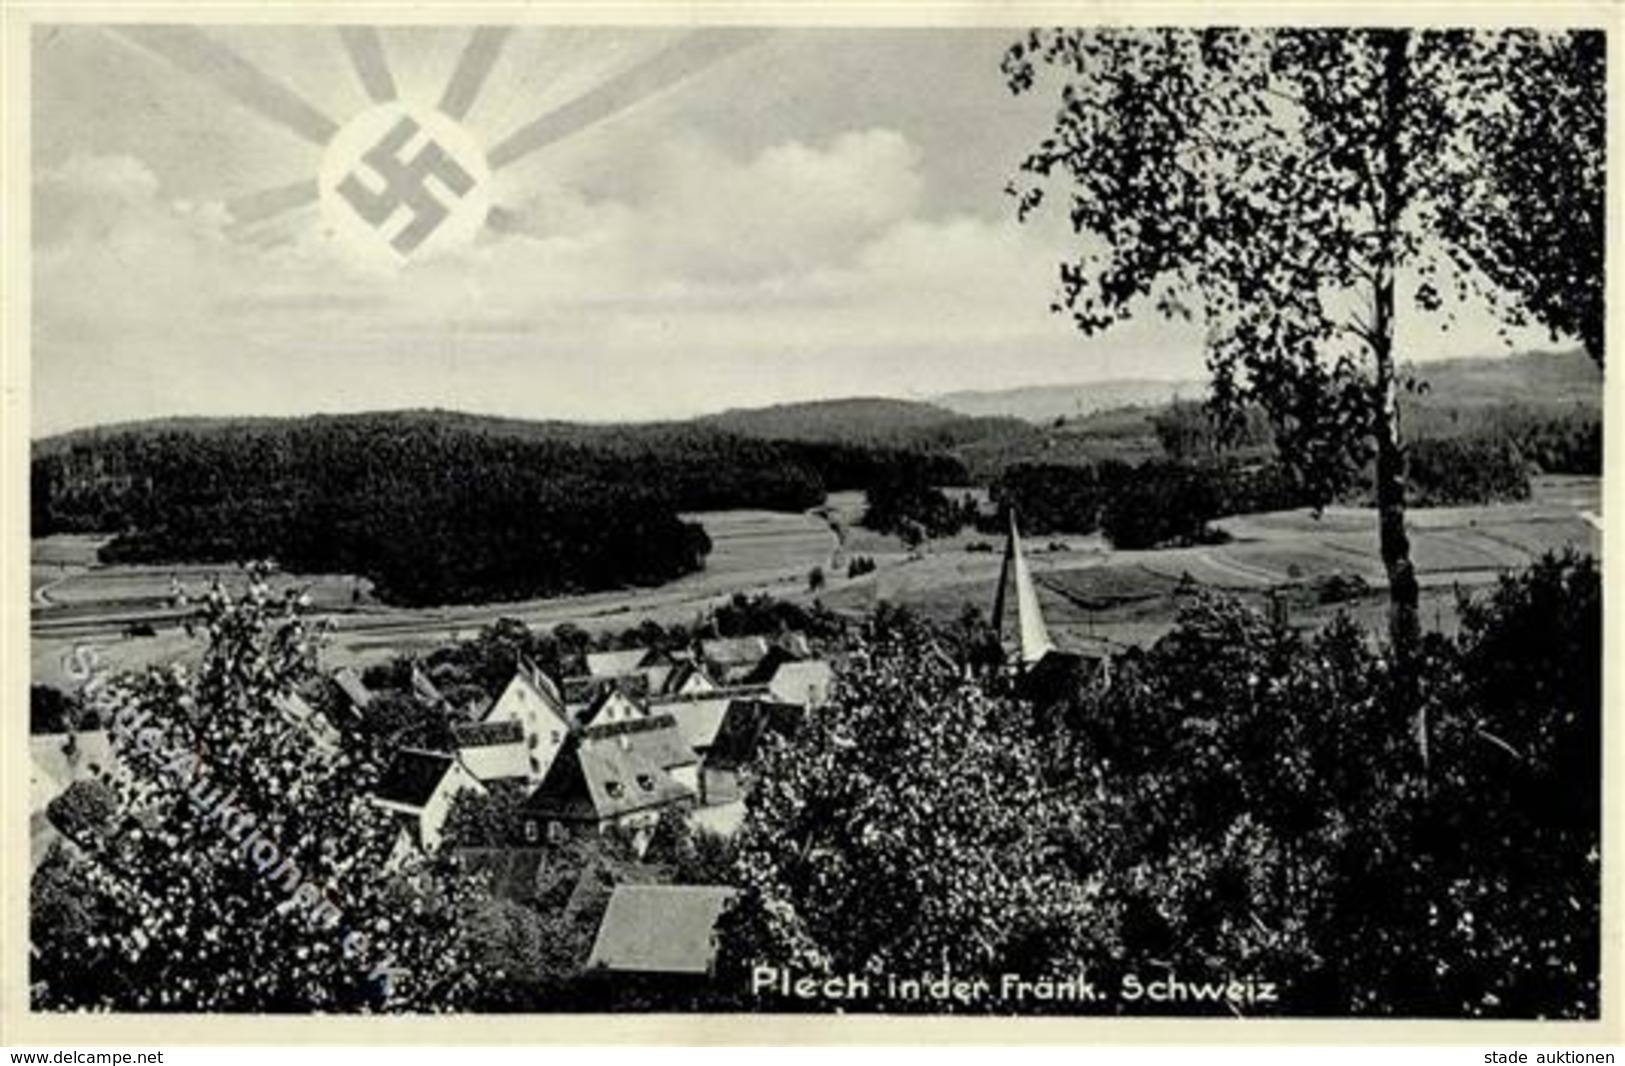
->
[1371,30,1422,660]
[1371,30,1427,781]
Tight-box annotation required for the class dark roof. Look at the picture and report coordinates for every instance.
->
[741,644,801,685]
[564,672,651,708]
[658,659,715,695]
[704,699,804,771]
[1017,649,1109,706]
[451,719,526,747]
[457,847,546,901]
[586,885,738,975]
[375,749,455,808]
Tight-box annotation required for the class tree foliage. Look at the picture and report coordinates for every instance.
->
[29,567,494,1011]
[726,554,1599,1017]
[722,612,1096,996]
[1005,27,1604,648]
[32,413,971,607]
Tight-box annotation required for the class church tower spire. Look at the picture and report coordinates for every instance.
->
[992,509,1055,667]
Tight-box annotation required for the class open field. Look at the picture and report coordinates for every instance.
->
[821,474,1601,651]
[31,508,838,687]
[31,477,1598,689]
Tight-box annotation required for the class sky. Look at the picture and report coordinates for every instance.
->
[30,24,1559,436]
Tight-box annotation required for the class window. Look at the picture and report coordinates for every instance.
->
[636,773,656,793]
[604,781,624,799]
[547,821,569,844]
[523,820,539,843]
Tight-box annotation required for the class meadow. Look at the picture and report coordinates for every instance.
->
[31,475,1598,689]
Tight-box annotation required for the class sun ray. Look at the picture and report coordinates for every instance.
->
[108,26,339,147]
[227,179,321,228]
[337,26,397,105]
[486,28,771,171]
[439,26,512,121]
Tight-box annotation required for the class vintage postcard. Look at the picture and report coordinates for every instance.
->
[2,0,1620,1046]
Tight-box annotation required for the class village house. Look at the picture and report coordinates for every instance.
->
[372,747,485,852]
[450,719,533,783]
[696,699,804,806]
[479,656,574,783]
[644,689,759,758]
[589,713,701,793]
[699,636,772,683]
[584,646,667,681]
[272,688,340,755]
[330,666,374,718]
[566,649,721,708]
[585,884,738,976]
[522,724,696,855]
[575,685,646,731]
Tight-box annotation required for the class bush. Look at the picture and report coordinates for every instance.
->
[862,467,967,540]
[46,779,118,841]
[726,553,1600,1018]
[1098,459,1223,548]
[30,684,83,734]
[989,462,1103,535]
[1407,437,1531,505]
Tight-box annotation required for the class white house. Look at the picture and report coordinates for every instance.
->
[481,657,573,783]
[576,686,647,731]
[372,747,485,852]
[762,659,835,709]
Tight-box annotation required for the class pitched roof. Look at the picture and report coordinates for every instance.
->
[585,647,656,679]
[704,699,805,771]
[486,668,573,731]
[375,748,455,808]
[528,733,692,822]
[700,636,771,668]
[659,659,718,696]
[411,665,449,708]
[646,692,765,753]
[272,690,339,751]
[332,668,373,711]
[584,713,698,772]
[563,672,651,708]
[765,660,835,708]
[586,885,738,975]
[741,644,799,686]
[994,511,1055,666]
[777,633,813,659]
[516,656,565,711]
[577,685,645,729]
[456,741,534,783]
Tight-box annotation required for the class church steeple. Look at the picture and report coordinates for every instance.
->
[991,509,1055,667]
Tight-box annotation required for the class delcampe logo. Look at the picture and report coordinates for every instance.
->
[108,24,769,267]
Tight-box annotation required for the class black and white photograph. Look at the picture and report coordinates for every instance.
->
[13,8,1611,1033]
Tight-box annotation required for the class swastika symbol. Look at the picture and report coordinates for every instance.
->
[336,116,477,256]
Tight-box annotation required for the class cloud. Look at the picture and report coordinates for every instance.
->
[28,135,1182,432]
